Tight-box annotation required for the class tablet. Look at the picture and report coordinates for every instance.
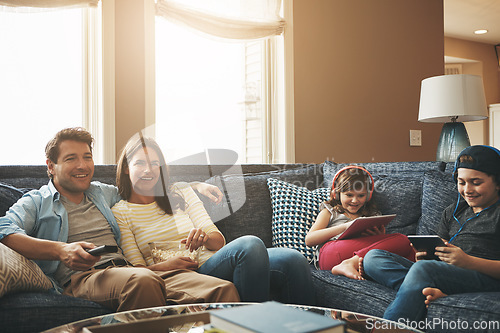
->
[407,235,446,260]
[337,214,396,240]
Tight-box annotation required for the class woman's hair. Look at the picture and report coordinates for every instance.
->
[45,127,94,179]
[116,134,184,214]
[328,167,378,216]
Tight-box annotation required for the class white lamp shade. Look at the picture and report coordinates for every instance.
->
[418,74,488,123]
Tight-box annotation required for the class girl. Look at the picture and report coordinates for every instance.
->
[112,133,314,304]
[305,165,415,280]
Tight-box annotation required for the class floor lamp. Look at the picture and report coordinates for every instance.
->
[418,74,488,162]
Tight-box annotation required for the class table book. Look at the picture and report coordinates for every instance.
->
[209,301,345,333]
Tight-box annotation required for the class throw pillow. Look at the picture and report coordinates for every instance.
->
[0,243,52,298]
[267,177,330,262]
[418,170,457,235]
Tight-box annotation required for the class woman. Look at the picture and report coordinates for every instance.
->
[112,133,315,304]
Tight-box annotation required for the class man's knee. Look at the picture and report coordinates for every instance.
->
[122,269,166,299]
[115,268,167,311]
[215,281,240,302]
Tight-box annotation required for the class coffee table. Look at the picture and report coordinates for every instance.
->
[43,302,422,333]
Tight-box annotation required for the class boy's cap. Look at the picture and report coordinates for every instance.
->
[455,145,500,176]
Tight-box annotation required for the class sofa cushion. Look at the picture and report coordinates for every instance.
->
[322,161,445,188]
[267,178,329,262]
[426,292,500,331]
[372,176,423,235]
[0,292,112,333]
[0,243,53,298]
[418,170,458,235]
[202,165,323,247]
[0,182,25,216]
[311,269,395,317]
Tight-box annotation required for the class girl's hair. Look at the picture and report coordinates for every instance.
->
[116,134,184,214]
[328,167,378,216]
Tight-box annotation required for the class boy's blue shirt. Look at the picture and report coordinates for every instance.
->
[0,180,122,277]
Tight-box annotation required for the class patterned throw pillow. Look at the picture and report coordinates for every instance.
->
[0,243,52,298]
[267,178,330,262]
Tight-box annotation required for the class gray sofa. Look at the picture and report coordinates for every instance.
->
[1,162,499,332]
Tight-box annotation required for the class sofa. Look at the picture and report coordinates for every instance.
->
[1,161,499,333]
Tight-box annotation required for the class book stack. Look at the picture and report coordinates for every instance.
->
[209,301,345,333]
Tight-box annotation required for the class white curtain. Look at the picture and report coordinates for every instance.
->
[0,0,97,11]
[155,0,285,40]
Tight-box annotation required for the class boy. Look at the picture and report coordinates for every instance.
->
[362,145,500,323]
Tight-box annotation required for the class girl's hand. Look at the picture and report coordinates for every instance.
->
[361,225,385,236]
[182,228,208,252]
[435,242,471,267]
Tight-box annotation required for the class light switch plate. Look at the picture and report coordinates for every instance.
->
[410,130,422,146]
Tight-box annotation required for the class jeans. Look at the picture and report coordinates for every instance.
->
[197,235,315,304]
[363,249,500,322]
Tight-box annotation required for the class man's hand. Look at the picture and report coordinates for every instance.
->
[191,182,223,204]
[59,242,101,271]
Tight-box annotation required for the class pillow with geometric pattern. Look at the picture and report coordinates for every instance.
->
[267,178,330,263]
[0,242,52,298]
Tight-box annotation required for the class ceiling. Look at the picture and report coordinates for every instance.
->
[444,0,500,45]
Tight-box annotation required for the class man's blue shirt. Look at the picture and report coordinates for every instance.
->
[0,180,122,276]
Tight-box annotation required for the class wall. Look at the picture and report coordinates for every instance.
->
[292,0,444,163]
[444,37,500,145]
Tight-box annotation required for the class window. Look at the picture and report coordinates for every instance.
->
[0,5,102,165]
[154,0,286,164]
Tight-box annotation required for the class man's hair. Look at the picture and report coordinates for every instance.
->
[45,127,94,179]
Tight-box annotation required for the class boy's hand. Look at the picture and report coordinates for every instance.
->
[435,242,471,267]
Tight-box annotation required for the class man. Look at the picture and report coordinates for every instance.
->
[0,127,239,312]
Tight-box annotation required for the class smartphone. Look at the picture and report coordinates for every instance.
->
[87,245,118,256]
[408,235,445,260]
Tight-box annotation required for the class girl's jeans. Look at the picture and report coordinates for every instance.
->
[363,249,500,323]
[197,235,315,305]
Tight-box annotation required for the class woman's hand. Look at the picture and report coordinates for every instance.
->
[191,182,223,204]
[153,257,198,271]
[182,228,208,252]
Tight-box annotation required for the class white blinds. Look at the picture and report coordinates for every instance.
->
[155,0,285,40]
[0,0,98,11]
